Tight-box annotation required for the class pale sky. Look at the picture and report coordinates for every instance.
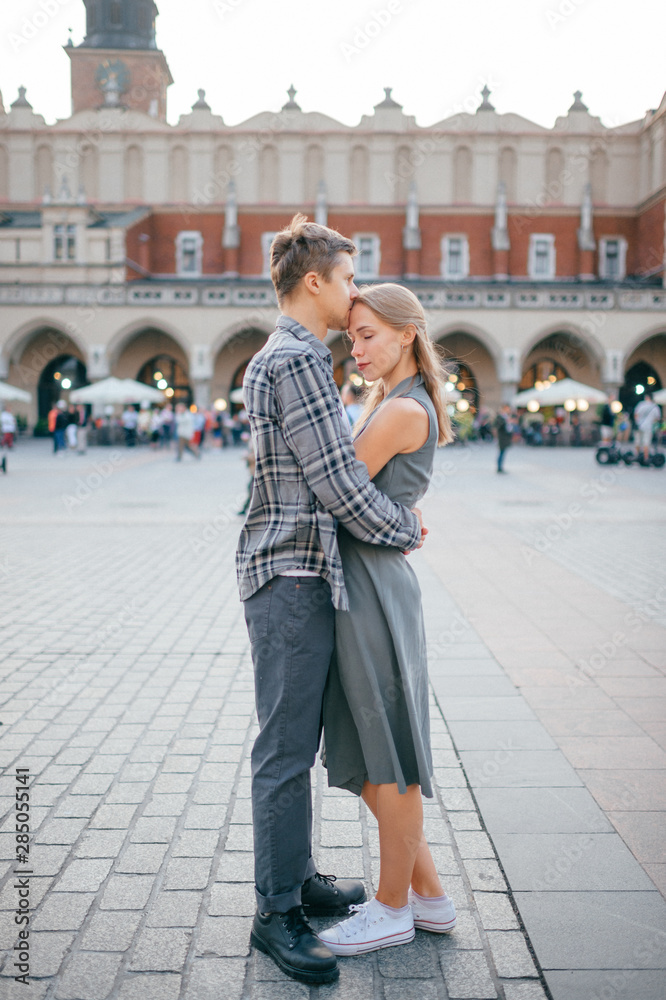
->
[1,0,664,130]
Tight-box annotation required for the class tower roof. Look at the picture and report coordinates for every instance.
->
[78,1,159,51]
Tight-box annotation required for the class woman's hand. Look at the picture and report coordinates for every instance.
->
[403,507,427,554]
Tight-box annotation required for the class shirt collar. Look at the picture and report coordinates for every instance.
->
[275,315,332,363]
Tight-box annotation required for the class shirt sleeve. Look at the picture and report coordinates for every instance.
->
[274,352,422,551]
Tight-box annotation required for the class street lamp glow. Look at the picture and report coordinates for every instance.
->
[153,371,163,381]
[213,398,227,411]
[157,379,168,389]
[456,399,470,412]
[610,400,623,413]
[635,384,645,394]
[577,399,589,411]
[527,400,540,412]
[564,399,576,411]
[61,378,72,389]
[53,371,61,380]
[165,388,174,397]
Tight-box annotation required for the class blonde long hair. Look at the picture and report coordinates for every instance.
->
[352,284,454,445]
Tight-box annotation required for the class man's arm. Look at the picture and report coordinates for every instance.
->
[274,353,422,551]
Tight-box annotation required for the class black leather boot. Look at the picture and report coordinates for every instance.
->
[250,905,339,984]
[301,872,366,916]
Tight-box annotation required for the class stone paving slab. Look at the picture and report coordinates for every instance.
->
[1,438,665,999]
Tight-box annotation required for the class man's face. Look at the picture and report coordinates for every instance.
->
[318,253,359,332]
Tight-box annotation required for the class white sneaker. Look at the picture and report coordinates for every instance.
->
[408,889,457,933]
[317,897,415,956]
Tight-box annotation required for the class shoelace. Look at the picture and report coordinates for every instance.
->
[337,902,379,940]
[281,907,312,943]
[313,872,337,887]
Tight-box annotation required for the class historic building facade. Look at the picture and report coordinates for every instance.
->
[1,0,665,423]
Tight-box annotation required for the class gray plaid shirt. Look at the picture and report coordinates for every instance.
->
[236,316,422,610]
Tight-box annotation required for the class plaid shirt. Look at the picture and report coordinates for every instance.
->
[236,316,422,610]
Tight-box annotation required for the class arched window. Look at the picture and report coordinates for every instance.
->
[125,145,143,201]
[110,1,123,27]
[453,147,472,203]
[498,146,517,203]
[519,359,569,391]
[259,145,279,203]
[546,148,564,202]
[137,354,191,407]
[169,146,189,202]
[350,146,368,203]
[304,144,324,203]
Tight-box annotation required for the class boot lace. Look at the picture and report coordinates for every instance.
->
[281,906,313,944]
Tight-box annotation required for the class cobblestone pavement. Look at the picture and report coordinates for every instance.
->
[0,437,664,1000]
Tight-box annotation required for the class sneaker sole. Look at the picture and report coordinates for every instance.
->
[413,916,457,933]
[320,927,415,956]
[250,931,339,984]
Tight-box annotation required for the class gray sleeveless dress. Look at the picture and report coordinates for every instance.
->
[321,374,437,798]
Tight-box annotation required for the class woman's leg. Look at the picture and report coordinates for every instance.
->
[362,781,444,906]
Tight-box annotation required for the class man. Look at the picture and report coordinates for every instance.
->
[599,396,616,444]
[0,407,16,449]
[54,400,68,455]
[494,403,515,473]
[633,391,662,464]
[236,215,423,985]
[122,404,138,447]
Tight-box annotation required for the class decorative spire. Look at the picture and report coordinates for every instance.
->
[478,85,495,112]
[569,90,589,112]
[192,88,210,111]
[282,85,301,111]
[375,87,401,109]
[315,181,327,227]
[11,86,32,109]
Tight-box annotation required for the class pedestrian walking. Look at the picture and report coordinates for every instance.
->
[633,391,662,464]
[174,403,200,461]
[0,407,16,449]
[66,404,79,450]
[236,215,423,985]
[318,283,457,958]
[494,404,515,472]
[122,405,138,447]
[76,405,89,454]
[54,401,68,455]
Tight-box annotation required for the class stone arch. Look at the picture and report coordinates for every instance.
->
[259,145,279,203]
[4,324,88,423]
[520,325,604,389]
[125,144,143,201]
[350,145,369,203]
[107,320,191,374]
[433,327,500,410]
[622,330,666,407]
[453,146,472,203]
[499,146,517,203]
[169,145,189,202]
[211,326,270,403]
[304,144,324,203]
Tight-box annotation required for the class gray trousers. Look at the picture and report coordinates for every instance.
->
[243,575,334,913]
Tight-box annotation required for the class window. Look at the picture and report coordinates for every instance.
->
[176,231,203,277]
[110,2,123,26]
[599,237,627,280]
[138,5,149,31]
[54,224,76,261]
[261,232,278,277]
[441,235,469,280]
[353,234,380,278]
[528,234,555,280]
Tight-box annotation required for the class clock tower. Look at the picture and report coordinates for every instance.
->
[66,1,173,120]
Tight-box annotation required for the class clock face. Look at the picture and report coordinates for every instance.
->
[95,59,130,94]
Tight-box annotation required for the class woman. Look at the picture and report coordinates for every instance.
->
[319,283,456,956]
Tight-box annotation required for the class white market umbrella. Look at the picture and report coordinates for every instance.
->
[512,378,608,408]
[652,388,666,404]
[229,388,245,404]
[70,377,165,405]
[0,381,31,403]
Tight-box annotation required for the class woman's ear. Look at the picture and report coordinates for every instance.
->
[401,323,418,348]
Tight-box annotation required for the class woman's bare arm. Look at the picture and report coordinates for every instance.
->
[353,397,429,480]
